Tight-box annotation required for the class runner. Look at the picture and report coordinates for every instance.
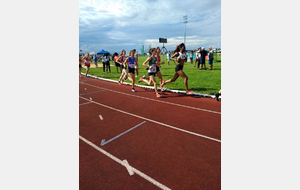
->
[161,43,194,95]
[139,47,167,92]
[79,54,83,79]
[116,49,128,85]
[139,48,162,98]
[123,50,137,92]
[83,53,91,78]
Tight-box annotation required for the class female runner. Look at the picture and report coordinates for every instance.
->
[116,49,128,85]
[139,47,167,92]
[140,48,162,98]
[161,43,194,95]
[83,53,91,78]
[123,50,137,92]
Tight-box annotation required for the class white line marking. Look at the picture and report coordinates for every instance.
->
[101,121,146,146]
[123,160,134,176]
[99,115,103,120]
[79,90,106,96]
[79,135,171,190]
[80,81,220,114]
[89,97,92,100]
[80,96,220,143]
[79,102,93,106]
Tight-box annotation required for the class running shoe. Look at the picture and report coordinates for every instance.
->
[161,87,167,92]
[142,75,146,79]
[161,80,166,87]
[135,75,139,77]
[138,77,143,83]
[85,73,87,78]
[121,80,124,84]
[124,75,128,80]
[132,88,136,92]
[156,93,162,98]
[186,90,194,95]
[215,93,220,101]
[118,81,121,85]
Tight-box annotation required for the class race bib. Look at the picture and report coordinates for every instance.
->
[180,53,186,59]
[85,60,90,64]
[148,64,157,73]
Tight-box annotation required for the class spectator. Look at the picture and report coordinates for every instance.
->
[208,47,214,70]
[167,50,171,65]
[101,55,106,73]
[93,54,98,68]
[196,48,201,69]
[105,53,111,73]
[199,47,207,71]
[189,50,194,66]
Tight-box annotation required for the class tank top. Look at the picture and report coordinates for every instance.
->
[148,57,157,73]
[128,57,136,68]
[84,57,90,64]
[178,52,186,60]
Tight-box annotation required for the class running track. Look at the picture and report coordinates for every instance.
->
[79,76,221,190]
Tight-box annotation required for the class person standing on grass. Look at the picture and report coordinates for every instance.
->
[208,47,214,70]
[117,49,128,85]
[123,50,138,92]
[93,54,98,68]
[199,47,207,71]
[113,52,120,73]
[101,55,106,73]
[189,50,194,65]
[139,48,162,98]
[105,53,111,73]
[196,48,201,69]
[160,43,194,95]
[83,53,91,78]
[167,50,171,65]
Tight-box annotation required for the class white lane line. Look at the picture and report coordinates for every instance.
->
[79,135,171,190]
[99,115,103,120]
[80,81,220,114]
[101,121,146,146]
[79,102,93,106]
[123,160,134,176]
[80,96,221,143]
[79,90,106,96]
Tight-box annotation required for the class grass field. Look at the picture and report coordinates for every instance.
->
[81,55,221,95]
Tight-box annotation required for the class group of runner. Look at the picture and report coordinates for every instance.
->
[79,43,194,98]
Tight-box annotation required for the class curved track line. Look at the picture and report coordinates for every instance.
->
[80,81,221,114]
[80,96,221,143]
[79,135,171,190]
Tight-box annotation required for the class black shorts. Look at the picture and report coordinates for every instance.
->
[105,61,110,66]
[128,67,135,74]
[120,65,127,70]
[79,64,82,68]
[115,62,120,67]
[157,67,160,72]
[175,64,184,72]
[148,72,156,76]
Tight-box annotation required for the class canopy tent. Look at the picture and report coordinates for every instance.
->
[97,49,110,55]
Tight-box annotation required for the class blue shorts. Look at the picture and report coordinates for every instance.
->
[209,59,213,65]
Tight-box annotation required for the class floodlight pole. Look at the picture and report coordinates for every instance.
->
[183,15,188,45]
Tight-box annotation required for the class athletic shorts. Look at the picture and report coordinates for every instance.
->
[85,63,90,67]
[209,59,213,65]
[148,72,156,76]
[175,64,183,72]
[167,57,170,61]
[115,62,120,67]
[128,68,135,74]
[79,64,82,68]
[120,65,127,70]
[156,67,160,72]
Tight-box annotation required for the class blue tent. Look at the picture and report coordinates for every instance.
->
[97,49,110,55]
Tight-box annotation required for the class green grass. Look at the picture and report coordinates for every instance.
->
[82,54,221,95]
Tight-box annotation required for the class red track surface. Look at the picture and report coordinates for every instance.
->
[79,77,221,190]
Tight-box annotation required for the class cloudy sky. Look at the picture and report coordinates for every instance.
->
[79,0,221,54]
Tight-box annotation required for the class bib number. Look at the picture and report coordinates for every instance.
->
[148,64,157,73]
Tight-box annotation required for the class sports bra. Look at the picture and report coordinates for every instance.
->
[178,52,186,60]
